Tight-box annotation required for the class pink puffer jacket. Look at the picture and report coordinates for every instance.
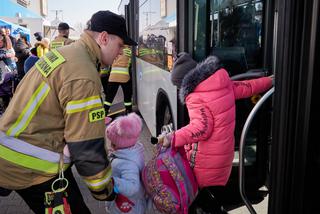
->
[174,56,272,188]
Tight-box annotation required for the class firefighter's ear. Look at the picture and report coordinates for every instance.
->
[98,31,109,45]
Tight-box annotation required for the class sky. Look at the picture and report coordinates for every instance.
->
[47,0,121,34]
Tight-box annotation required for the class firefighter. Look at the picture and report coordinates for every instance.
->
[104,45,133,115]
[50,22,75,50]
[0,10,137,213]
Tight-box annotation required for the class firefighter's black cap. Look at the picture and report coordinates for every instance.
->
[88,10,137,46]
[58,22,70,30]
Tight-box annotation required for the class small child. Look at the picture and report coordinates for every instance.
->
[105,112,146,214]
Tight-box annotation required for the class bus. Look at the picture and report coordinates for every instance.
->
[118,0,319,213]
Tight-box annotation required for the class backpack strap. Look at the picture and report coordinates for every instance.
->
[162,152,189,214]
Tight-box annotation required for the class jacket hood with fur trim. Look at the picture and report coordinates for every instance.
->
[179,55,222,104]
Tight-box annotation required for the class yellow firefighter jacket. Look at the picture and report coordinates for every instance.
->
[0,32,112,200]
[108,46,131,83]
[50,35,75,50]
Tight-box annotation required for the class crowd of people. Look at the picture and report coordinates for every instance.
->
[0,28,17,112]
[0,10,274,214]
[0,22,75,114]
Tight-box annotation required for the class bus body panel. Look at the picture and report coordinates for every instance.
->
[136,58,177,136]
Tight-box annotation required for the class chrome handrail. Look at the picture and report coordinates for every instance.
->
[231,71,266,80]
[239,87,274,214]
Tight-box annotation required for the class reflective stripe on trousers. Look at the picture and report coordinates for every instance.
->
[0,131,70,174]
[104,101,112,106]
[124,102,132,106]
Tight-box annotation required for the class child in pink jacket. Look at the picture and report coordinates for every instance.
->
[164,52,273,213]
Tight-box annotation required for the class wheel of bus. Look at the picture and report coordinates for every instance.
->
[156,101,173,136]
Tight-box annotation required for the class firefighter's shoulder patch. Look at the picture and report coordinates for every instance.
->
[36,49,65,77]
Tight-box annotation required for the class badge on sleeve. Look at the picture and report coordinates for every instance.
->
[89,108,105,122]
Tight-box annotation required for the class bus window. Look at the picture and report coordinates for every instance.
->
[193,0,209,61]
[209,0,264,75]
[138,0,177,71]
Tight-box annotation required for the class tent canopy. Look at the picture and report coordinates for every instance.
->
[0,19,31,42]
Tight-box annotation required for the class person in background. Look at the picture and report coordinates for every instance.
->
[105,113,146,214]
[161,52,273,213]
[50,22,75,49]
[103,45,133,115]
[32,32,42,57]
[0,34,15,113]
[5,28,16,48]
[0,32,16,73]
[33,32,42,42]
[35,37,50,58]
[0,10,137,213]
[23,47,39,74]
[14,34,31,80]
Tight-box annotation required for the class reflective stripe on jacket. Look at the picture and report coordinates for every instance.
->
[0,131,70,174]
[50,36,74,50]
[50,41,64,49]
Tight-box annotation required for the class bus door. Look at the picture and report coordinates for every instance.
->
[190,0,274,208]
[268,0,320,213]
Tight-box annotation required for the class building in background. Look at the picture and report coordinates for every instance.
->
[0,0,51,45]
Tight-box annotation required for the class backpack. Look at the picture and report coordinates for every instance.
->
[142,134,198,214]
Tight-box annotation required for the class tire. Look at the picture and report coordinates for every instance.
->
[156,101,173,136]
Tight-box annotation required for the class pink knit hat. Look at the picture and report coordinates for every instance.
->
[106,113,142,149]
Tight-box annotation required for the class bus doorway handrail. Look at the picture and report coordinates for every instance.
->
[239,87,274,214]
[231,70,267,80]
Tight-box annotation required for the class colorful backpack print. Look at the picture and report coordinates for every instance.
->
[142,142,198,214]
